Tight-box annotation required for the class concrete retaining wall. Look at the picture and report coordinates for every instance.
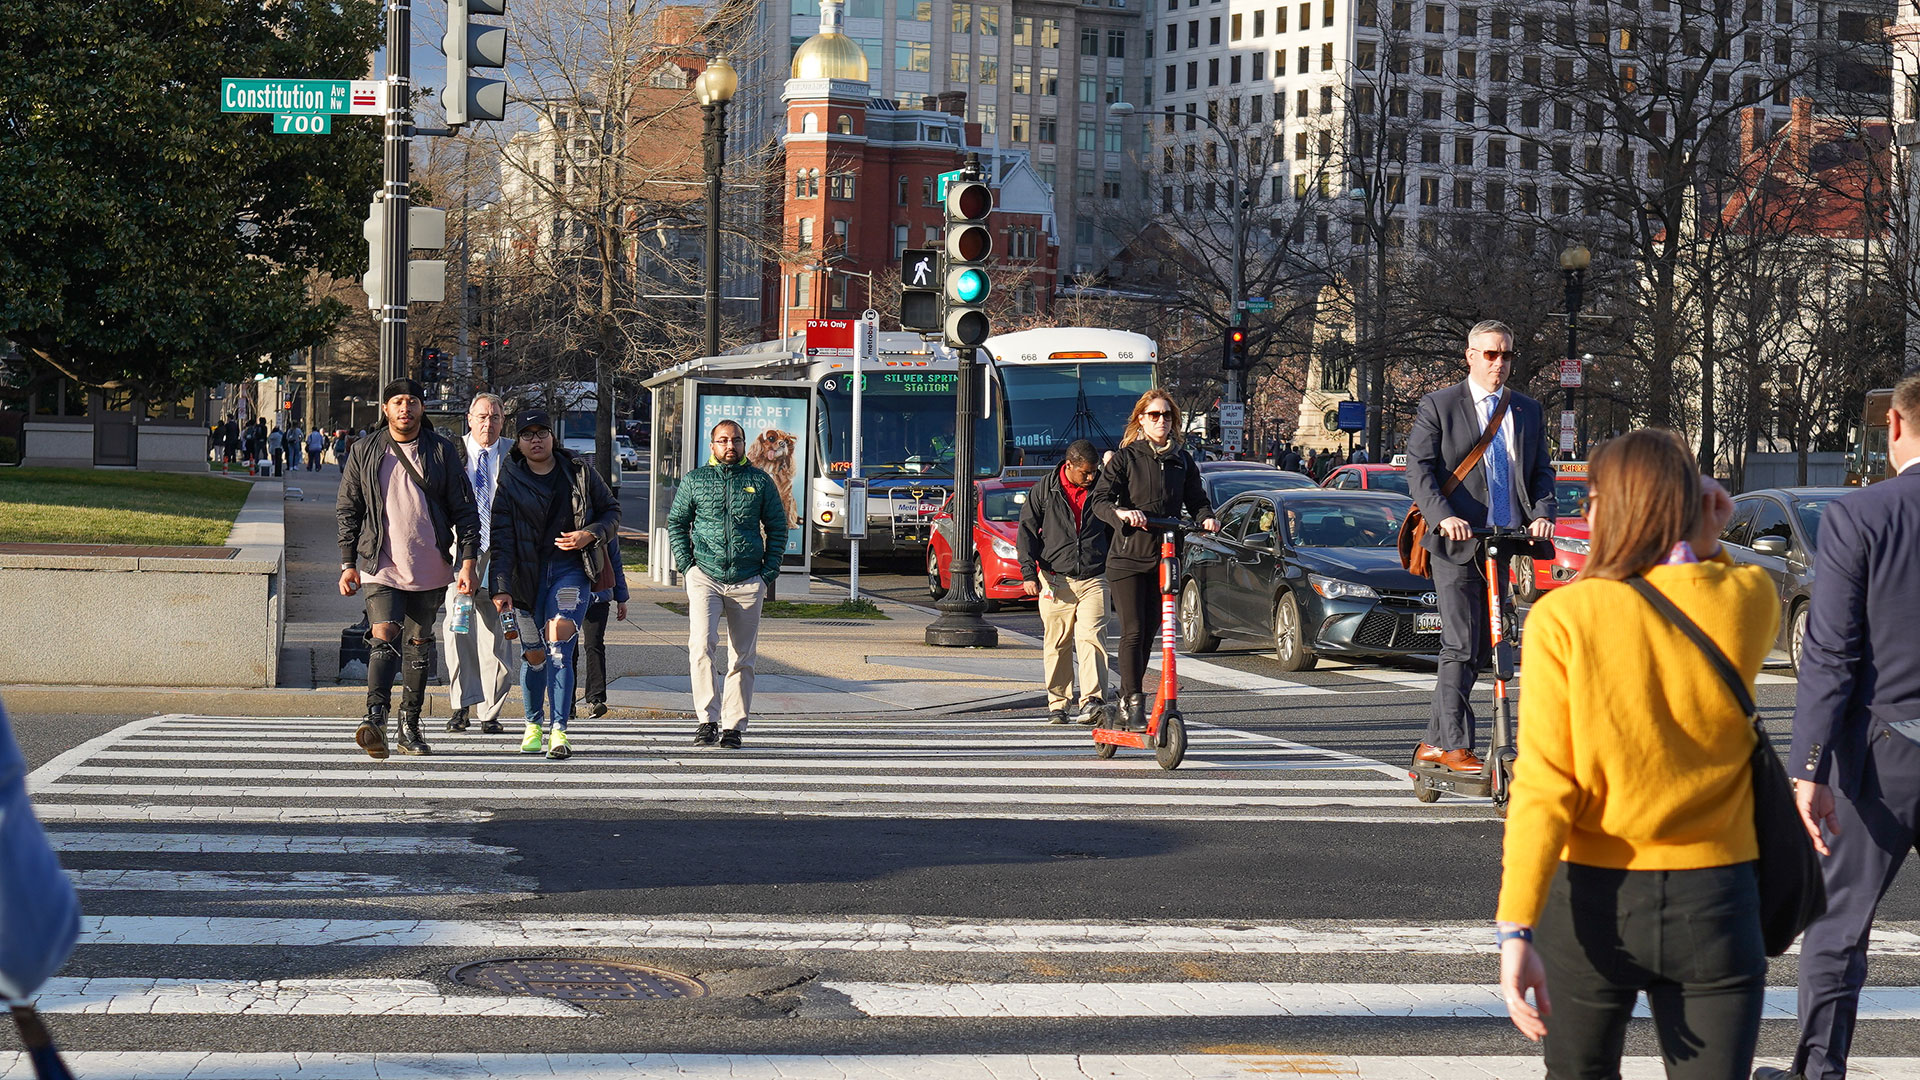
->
[19,422,91,468]
[0,481,286,686]
[19,422,210,471]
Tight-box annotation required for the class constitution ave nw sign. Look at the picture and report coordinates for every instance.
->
[221,79,387,134]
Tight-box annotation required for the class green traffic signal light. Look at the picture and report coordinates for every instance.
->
[952,268,989,304]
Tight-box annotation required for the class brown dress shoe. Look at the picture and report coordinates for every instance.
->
[1415,742,1485,773]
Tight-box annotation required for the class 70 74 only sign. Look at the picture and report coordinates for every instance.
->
[220,78,386,136]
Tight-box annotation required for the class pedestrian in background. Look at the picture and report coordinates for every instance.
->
[443,393,516,737]
[337,379,480,760]
[1497,428,1772,1078]
[579,533,630,720]
[1092,391,1216,732]
[1018,438,1113,726]
[488,410,618,761]
[1759,374,1920,1080]
[332,430,349,473]
[307,427,326,471]
[666,419,789,749]
[268,424,285,477]
[1282,444,1303,473]
[286,423,304,471]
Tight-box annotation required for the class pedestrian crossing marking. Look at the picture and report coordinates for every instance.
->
[29,978,583,1017]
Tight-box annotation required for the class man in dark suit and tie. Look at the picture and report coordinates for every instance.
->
[1405,320,1557,772]
[1758,375,1920,1080]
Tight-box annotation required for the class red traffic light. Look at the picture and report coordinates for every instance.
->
[1230,329,1247,344]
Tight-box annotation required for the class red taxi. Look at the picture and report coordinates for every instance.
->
[1516,464,1592,602]
[926,479,1038,611]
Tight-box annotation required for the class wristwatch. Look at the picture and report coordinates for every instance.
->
[1497,926,1533,945]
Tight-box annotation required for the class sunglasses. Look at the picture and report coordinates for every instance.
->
[1142,410,1174,420]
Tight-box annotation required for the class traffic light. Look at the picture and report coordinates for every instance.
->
[363,201,448,310]
[941,169,993,349]
[362,201,385,311]
[1223,326,1250,371]
[421,348,449,385]
[899,248,941,334]
[443,0,508,126]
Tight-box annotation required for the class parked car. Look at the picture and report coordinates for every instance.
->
[1321,463,1410,494]
[1178,490,1437,671]
[615,435,641,470]
[1514,464,1593,603]
[561,437,622,489]
[926,479,1038,611]
[1194,460,1317,506]
[1720,486,1844,672]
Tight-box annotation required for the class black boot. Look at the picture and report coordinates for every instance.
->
[395,711,432,755]
[355,707,390,760]
[480,717,504,734]
[1124,694,1149,732]
[446,706,470,733]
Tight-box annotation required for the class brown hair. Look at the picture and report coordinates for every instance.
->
[1580,428,1702,581]
[1120,390,1182,448]
[1893,372,1920,428]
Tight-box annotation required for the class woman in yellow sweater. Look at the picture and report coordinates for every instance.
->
[1496,429,1778,1079]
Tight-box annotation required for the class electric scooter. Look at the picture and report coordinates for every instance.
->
[1091,516,1189,770]
[1409,526,1555,814]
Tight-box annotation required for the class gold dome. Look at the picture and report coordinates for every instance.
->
[791,31,869,81]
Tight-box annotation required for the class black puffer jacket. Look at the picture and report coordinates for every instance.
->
[486,447,619,609]
[1090,439,1212,574]
[1016,465,1111,582]
[336,425,480,573]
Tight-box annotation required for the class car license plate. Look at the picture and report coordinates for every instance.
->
[1416,612,1442,632]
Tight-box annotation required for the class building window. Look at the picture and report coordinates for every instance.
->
[896,42,930,72]
[896,175,909,204]
[829,274,849,311]
[1103,171,1123,198]
[894,224,910,258]
[1419,176,1439,205]
[1081,26,1100,54]
[1011,111,1030,141]
[1187,61,1198,89]
[952,57,972,83]
[954,2,973,33]
[1320,86,1333,113]
[896,0,930,17]
[1078,120,1097,150]
[1038,17,1059,47]
[1252,51,1265,78]
[1013,63,1031,94]
[836,114,853,134]
[1080,73,1099,101]
[1425,4,1444,32]
[1036,117,1057,143]
[1208,57,1220,85]
[797,218,815,249]
[1230,54,1242,82]
[1109,28,1127,56]
[1254,9,1265,35]
[1106,74,1124,103]
[978,5,998,34]
[828,172,855,199]
[1076,167,1096,196]
[792,273,810,307]
[979,58,999,85]
[1012,13,1032,41]
[1453,179,1473,208]
[1322,42,1333,70]
[1037,163,1056,188]
[1210,16,1222,44]
[1039,65,1058,94]
[976,103,997,135]
[1105,124,1123,151]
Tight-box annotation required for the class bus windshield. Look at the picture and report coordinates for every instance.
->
[816,370,1003,479]
[999,362,1156,465]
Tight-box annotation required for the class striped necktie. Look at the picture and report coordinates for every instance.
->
[474,447,493,550]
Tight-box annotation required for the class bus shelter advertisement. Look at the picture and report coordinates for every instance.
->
[695,390,809,557]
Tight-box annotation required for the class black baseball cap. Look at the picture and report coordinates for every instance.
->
[514,410,553,434]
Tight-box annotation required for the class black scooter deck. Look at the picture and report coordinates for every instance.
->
[1408,756,1493,798]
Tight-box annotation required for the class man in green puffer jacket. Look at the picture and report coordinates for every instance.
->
[666,418,791,749]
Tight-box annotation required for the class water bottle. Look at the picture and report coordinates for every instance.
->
[450,593,474,635]
[499,606,521,641]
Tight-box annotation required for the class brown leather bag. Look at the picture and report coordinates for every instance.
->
[1398,393,1512,578]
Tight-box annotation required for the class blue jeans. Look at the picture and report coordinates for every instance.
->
[517,559,592,730]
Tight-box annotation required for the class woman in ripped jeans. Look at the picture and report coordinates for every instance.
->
[486,409,619,760]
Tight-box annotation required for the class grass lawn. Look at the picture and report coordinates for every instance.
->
[658,597,888,620]
[0,468,254,546]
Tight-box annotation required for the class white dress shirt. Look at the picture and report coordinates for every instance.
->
[1467,378,1526,523]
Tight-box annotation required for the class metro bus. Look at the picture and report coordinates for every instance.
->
[981,327,1159,478]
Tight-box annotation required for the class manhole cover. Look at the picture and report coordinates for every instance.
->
[450,958,707,1001]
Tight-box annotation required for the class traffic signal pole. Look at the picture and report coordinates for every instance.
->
[378,0,412,392]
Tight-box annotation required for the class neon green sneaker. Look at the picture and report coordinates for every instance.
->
[546,728,572,761]
[520,722,545,754]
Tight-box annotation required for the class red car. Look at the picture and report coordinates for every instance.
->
[1517,466,1593,602]
[926,479,1037,611]
[1321,464,1409,494]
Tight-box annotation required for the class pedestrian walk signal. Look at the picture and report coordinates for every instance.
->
[899,247,940,334]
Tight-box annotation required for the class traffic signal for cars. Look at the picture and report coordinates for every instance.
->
[942,167,993,349]
[444,0,508,126]
[1223,326,1250,371]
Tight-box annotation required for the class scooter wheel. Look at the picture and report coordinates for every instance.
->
[1095,739,1118,760]
[1155,713,1187,770]
[1414,782,1441,803]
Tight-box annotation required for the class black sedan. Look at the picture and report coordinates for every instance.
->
[1721,486,1844,672]
[1178,490,1438,671]
[1194,460,1317,506]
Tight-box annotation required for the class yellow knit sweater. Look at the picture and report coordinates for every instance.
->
[1495,554,1779,926]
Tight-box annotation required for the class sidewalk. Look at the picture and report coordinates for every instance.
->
[8,466,1050,718]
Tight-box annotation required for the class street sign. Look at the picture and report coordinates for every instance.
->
[1559,357,1583,388]
[221,78,387,116]
[1560,430,1576,452]
[273,113,331,135]
[1560,410,1577,432]
[1222,427,1243,455]
[805,318,856,357]
[1245,297,1272,313]
[1218,402,1246,427]
[1337,400,1367,432]
[935,169,965,201]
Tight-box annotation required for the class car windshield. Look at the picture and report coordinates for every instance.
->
[1209,473,1315,501]
[1557,477,1591,517]
[1365,470,1409,493]
[981,488,1029,522]
[1795,498,1831,550]
[1283,499,1405,548]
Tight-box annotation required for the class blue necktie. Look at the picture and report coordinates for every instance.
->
[1485,395,1513,528]
[475,447,493,550]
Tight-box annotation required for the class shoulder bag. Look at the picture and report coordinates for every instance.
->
[1626,576,1827,956]
[1398,393,1510,578]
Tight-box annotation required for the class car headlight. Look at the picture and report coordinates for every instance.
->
[1307,574,1378,600]
[990,535,1018,560]
[1552,536,1590,555]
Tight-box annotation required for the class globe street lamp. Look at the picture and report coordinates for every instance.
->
[693,55,739,360]
[1558,243,1591,460]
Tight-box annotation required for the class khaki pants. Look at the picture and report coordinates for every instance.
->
[686,565,765,730]
[1038,573,1110,713]
[443,552,517,722]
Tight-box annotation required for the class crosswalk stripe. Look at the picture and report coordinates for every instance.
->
[67,869,426,893]
[30,978,584,1016]
[46,832,508,855]
[32,804,491,823]
[0,1053,1908,1080]
[824,981,1920,1020]
[85,748,1390,770]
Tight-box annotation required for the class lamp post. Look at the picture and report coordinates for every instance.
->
[694,55,738,361]
[1112,100,1247,452]
[1558,243,1591,460]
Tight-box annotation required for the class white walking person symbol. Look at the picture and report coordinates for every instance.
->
[911,256,931,286]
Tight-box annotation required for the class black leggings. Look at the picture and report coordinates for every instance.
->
[1109,568,1163,698]
[1535,861,1766,1080]
[581,599,610,705]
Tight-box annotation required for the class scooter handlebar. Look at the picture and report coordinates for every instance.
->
[1141,515,1188,531]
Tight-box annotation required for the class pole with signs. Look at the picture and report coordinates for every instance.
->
[378,0,412,392]
[848,310,877,601]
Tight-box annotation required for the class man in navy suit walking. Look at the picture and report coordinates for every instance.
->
[1405,320,1557,773]
[1759,375,1920,1080]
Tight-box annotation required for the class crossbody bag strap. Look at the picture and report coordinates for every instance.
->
[387,436,433,494]
[1625,576,1758,721]
[1440,392,1511,498]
